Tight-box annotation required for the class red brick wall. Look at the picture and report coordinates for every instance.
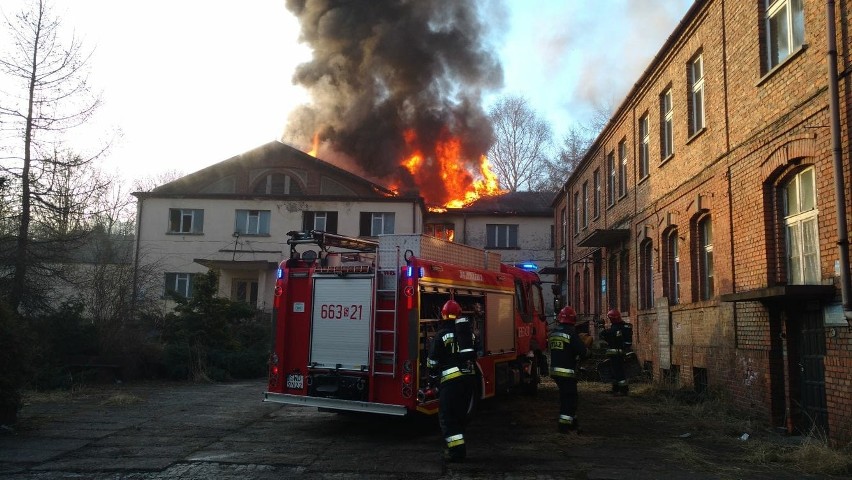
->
[562,0,852,443]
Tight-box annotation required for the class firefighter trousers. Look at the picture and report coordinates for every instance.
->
[438,375,474,460]
[610,355,628,394]
[554,377,578,432]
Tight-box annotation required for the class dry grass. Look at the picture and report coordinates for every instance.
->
[634,383,852,476]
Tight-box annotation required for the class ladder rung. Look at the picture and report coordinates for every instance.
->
[376,309,396,314]
[374,350,394,355]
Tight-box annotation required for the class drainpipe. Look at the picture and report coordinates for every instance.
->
[826,0,852,320]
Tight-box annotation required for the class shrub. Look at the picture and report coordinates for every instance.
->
[0,301,34,427]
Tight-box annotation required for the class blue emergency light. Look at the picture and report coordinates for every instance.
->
[518,262,538,271]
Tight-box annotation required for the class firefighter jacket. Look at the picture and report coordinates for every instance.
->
[428,318,476,385]
[548,323,589,379]
[602,322,633,356]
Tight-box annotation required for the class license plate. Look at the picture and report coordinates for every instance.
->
[286,373,304,389]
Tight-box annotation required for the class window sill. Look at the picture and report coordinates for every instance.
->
[756,44,807,87]
[239,233,272,237]
[660,154,675,167]
[637,174,650,186]
[686,127,706,145]
[166,232,204,236]
[485,246,520,250]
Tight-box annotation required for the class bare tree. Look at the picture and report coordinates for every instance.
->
[487,95,554,192]
[132,169,184,193]
[0,0,103,312]
[534,126,593,192]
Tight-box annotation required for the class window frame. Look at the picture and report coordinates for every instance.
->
[573,191,580,234]
[164,272,194,298]
[168,208,204,234]
[486,224,519,249]
[765,0,805,70]
[234,209,271,236]
[582,181,589,229]
[639,115,650,179]
[783,167,820,284]
[663,228,681,305]
[618,139,628,198]
[661,88,674,160]
[593,168,601,218]
[607,151,616,206]
[303,211,339,234]
[696,216,714,301]
[689,53,705,136]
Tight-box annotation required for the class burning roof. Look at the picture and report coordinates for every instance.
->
[282,0,506,208]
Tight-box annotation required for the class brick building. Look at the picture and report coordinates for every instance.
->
[557,0,852,442]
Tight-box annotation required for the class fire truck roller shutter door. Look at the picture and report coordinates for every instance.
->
[486,294,514,353]
[310,276,374,370]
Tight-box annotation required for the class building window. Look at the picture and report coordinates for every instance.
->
[582,181,589,229]
[168,208,204,234]
[235,209,271,236]
[766,0,805,70]
[560,206,567,245]
[608,253,618,310]
[696,216,714,301]
[639,115,650,179]
[639,239,654,310]
[232,279,259,306]
[663,228,680,305]
[689,54,705,136]
[618,140,628,198]
[573,191,580,234]
[607,151,616,206]
[583,267,590,314]
[360,212,395,236]
[783,167,819,284]
[486,224,519,249]
[661,89,674,160]
[426,223,455,241]
[303,211,339,234]
[164,272,194,298]
[252,173,303,195]
[593,168,601,218]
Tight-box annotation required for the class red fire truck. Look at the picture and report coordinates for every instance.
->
[264,230,549,416]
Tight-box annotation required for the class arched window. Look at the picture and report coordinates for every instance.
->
[783,167,819,284]
[252,173,303,195]
[695,216,714,301]
[583,266,590,314]
[662,228,680,305]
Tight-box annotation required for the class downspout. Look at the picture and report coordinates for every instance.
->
[826,0,852,319]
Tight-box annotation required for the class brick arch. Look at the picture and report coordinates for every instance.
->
[759,135,816,180]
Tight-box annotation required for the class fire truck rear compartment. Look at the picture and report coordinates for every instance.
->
[309,372,368,401]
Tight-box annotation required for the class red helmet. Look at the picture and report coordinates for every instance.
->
[557,306,577,325]
[441,300,462,320]
[607,309,623,323]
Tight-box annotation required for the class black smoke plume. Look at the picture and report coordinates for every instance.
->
[283,0,504,205]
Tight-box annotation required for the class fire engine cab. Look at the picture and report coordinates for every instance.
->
[264,230,549,416]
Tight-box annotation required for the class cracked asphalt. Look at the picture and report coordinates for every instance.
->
[0,378,846,479]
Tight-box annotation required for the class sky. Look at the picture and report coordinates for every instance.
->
[0,0,694,187]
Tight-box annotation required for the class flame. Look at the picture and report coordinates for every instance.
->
[401,129,504,209]
[307,132,320,157]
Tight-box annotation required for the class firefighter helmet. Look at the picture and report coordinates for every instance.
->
[441,300,462,320]
[607,308,623,323]
[557,306,577,325]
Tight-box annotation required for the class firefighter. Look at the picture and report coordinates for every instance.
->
[548,306,589,433]
[601,308,633,396]
[427,299,476,462]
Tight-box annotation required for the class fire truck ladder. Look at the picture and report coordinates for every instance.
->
[372,245,400,378]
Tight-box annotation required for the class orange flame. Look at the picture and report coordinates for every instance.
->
[307,132,320,157]
[401,129,504,209]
